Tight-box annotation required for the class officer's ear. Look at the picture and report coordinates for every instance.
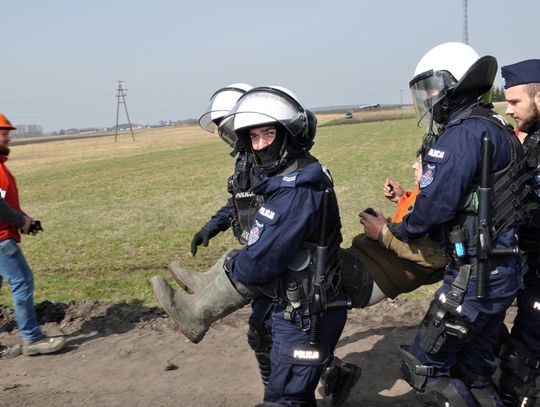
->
[534,88,540,111]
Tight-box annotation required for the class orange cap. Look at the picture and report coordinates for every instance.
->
[0,114,16,130]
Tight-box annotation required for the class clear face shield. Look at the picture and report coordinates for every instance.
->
[198,87,249,135]
[409,70,456,128]
[218,87,307,150]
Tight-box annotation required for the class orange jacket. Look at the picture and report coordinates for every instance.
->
[0,156,22,242]
[391,186,419,223]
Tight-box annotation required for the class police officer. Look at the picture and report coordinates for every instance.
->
[219,86,349,406]
[497,59,540,407]
[153,83,278,387]
[391,42,524,406]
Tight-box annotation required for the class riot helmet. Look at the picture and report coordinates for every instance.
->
[409,42,497,127]
[219,86,314,174]
[198,83,253,140]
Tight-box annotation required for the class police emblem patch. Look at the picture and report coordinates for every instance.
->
[420,164,436,188]
[248,220,265,246]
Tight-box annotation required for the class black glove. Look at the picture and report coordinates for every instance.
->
[190,228,212,256]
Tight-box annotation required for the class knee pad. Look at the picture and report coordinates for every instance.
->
[418,301,472,354]
[399,350,476,407]
[400,345,433,391]
[422,378,477,407]
[339,248,373,308]
[248,316,273,386]
[499,337,540,406]
[247,316,272,353]
[400,349,474,406]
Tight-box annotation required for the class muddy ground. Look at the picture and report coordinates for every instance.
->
[0,297,516,407]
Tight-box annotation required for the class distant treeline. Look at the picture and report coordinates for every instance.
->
[12,124,43,138]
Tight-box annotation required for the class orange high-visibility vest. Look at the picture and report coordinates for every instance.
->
[391,186,419,223]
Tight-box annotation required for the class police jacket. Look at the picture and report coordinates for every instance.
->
[393,101,518,251]
[226,157,342,287]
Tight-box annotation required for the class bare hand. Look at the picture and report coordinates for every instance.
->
[383,178,405,203]
[360,211,387,241]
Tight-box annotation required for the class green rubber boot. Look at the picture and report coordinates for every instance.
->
[168,252,228,293]
[151,270,250,343]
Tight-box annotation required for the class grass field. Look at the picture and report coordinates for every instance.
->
[0,112,449,306]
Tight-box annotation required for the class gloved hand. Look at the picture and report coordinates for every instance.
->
[190,228,212,256]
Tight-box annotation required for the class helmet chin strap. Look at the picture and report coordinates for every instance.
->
[417,112,437,160]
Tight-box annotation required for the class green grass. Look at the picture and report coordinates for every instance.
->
[1,117,431,306]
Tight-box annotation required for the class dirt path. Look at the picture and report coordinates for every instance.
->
[0,298,515,406]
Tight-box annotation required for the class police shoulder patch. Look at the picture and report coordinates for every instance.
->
[424,145,452,164]
[420,163,436,188]
[248,220,265,246]
[256,206,280,225]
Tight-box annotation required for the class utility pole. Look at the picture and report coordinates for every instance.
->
[463,0,469,44]
[114,80,135,142]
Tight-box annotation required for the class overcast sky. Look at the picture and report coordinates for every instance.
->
[1,1,538,132]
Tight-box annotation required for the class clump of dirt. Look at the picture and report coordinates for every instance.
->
[0,300,172,337]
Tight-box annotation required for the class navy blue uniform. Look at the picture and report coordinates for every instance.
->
[227,160,347,406]
[396,103,522,396]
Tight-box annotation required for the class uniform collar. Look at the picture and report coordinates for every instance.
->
[253,161,327,195]
[0,156,8,164]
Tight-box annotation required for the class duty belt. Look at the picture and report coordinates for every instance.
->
[449,255,514,271]
[443,254,515,314]
[279,271,342,321]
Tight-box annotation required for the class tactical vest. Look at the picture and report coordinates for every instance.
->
[446,102,530,251]
[227,153,265,245]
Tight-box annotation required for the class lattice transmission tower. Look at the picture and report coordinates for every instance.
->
[114,80,135,142]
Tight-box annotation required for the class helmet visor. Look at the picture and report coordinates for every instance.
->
[198,87,248,133]
[409,70,455,127]
[218,87,306,147]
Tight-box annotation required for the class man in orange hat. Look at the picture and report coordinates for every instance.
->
[0,114,65,357]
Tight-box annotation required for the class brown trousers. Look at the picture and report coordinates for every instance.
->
[348,232,448,299]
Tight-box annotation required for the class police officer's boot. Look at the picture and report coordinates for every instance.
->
[320,356,362,406]
[151,270,250,343]
[168,252,228,293]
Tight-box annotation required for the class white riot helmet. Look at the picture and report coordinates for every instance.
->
[409,42,497,127]
[219,86,314,173]
[198,83,253,137]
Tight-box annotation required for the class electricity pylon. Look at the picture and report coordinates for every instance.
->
[114,80,135,142]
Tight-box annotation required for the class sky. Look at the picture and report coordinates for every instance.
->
[1,1,538,132]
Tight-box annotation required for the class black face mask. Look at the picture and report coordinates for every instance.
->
[254,129,285,168]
